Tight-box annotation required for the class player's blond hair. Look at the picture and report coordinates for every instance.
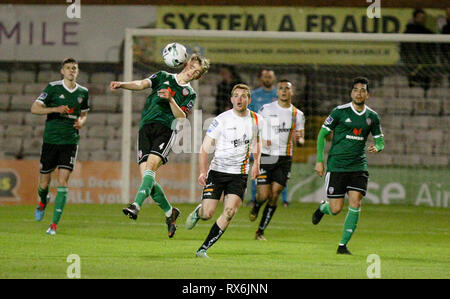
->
[188,54,210,79]
[231,83,251,99]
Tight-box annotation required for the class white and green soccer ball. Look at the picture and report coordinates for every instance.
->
[162,42,188,68]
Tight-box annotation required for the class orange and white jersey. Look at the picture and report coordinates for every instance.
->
[206,109,263,175]
[258,101,305,156]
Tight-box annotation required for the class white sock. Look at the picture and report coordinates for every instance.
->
[165,207,173,218]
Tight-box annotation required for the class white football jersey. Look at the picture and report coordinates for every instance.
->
[206,109,263,174]
[258,101,305,156]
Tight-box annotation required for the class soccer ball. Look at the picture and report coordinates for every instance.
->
[162,43,188,68]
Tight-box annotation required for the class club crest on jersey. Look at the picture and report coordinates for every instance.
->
[366,118,372,126]
[77,97,83,104]
[182,88,189,96]
[328,187,334,194]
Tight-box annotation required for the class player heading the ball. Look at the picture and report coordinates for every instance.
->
[110,53,209,238]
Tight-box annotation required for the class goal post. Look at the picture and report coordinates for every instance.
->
[121,28,449,206]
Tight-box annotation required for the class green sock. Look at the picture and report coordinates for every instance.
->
[150,182,172,215]
[319,201,335,215]
[38,186,49,206]
[339,207,361,246]
[134,170,156,207]
[52,186,68,225]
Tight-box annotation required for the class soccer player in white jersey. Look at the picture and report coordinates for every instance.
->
[249,79,305,240]
[185,84,263,258]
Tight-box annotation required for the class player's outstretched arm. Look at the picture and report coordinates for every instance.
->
[109,79,150,91]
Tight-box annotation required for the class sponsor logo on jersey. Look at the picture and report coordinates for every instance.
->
[275,122,291,133]
[346,135,364,141]
[231,134,250,148]
[59,94,65,99]
[353,128,363,136]
[345,118,352,123]
[167,87,176,97]
[325,115,333,125]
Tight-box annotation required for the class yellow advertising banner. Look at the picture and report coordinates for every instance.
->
[146,6,446,65]
[0,160,201,205]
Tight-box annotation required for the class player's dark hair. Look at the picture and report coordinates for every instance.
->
[258,68,275,78]
[413,8,425,18]
[351,76,369,92]
[61,57,78,68]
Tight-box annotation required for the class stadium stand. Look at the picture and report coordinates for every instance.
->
[0,62,447,166]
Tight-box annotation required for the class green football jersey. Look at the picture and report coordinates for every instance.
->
[36,80,89,145]
[140,71,196,129]
[322,102,383,172]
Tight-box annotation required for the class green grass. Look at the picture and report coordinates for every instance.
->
[0,203,449,279]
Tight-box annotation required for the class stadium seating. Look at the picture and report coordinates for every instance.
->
[10,95,34,111]
[0,95,10,111]
[0,63,447,166]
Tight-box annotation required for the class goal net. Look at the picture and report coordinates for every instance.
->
[121,29,449,207]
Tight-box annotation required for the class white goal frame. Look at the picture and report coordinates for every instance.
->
[121,28,450,204]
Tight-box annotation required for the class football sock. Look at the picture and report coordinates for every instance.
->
[134,170,155,207]
[150,182,172,216]
[339,207,361,246]
[52,186,68,225]
[258,203,277,232]
[320,201,335,215]
[281,187,288,204]
[253,199,264,211]
[198,221,224,252]
[250,180,257,202]
[38,186,49,209]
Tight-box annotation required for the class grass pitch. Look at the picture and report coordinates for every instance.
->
[0,202,448,279]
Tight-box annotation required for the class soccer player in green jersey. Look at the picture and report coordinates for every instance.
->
[31,57,89,235]
[110,54,209,238]
[312,77,384,255]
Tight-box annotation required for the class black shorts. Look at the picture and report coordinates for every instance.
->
[202,170,249,200]
[325,171,369,198]
[137,122,176,165]
[40,143,78,174]
[256,154,292,187]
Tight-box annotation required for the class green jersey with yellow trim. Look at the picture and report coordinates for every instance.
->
[36,80,89,145]
[141,71,196,130]
[322,102,383,172]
